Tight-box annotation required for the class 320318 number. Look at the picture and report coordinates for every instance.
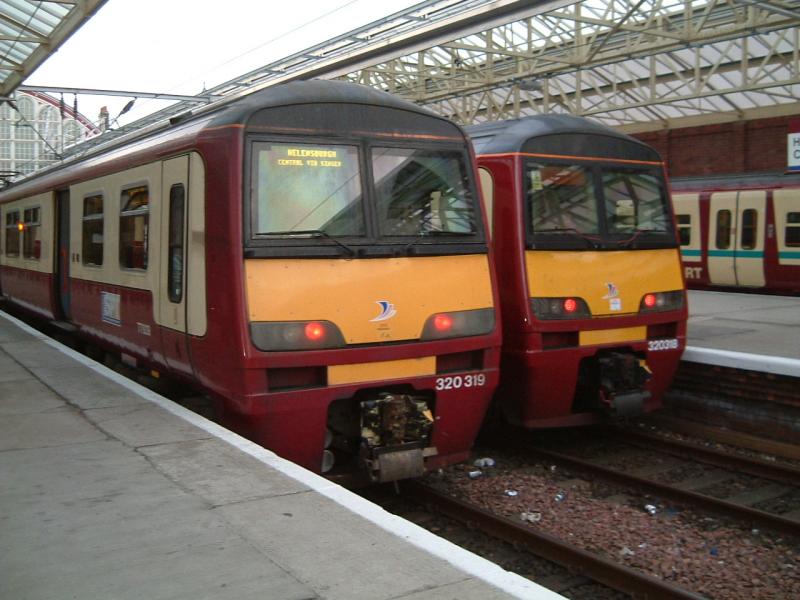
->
[648,338,679,351]
[435,373,487,391]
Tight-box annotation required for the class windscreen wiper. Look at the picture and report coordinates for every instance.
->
[613,228,665,248]
[534,227,602,248]
[263,229,357,257]
[403,229,473,254]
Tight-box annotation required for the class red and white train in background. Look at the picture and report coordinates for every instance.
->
[0,80,502,482]
[671,172,800,295]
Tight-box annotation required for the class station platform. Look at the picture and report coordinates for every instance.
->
[684,290,800,377]
[0,310,561,600]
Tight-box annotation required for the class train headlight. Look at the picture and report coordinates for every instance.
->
[638,290,684,313]
[421,308,495,341]
[530,297,591,320]
[250,320,346,351]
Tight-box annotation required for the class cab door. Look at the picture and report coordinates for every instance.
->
[708,191,765,287]
[158,156,191,373]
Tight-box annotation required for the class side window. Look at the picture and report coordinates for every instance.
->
[676,214,691,246]
[715,210,731,249]
[167,184,185,303]
[478,167,494,240]
[82,194,104,266]
[4,210,20,257]
[786,212,800,247]
[22,207,41,259]
[740,208,758,250]
[119,185,149,270]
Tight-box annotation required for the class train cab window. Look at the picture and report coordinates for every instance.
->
[677,214,692,246]
[4,210,20,257]
[167,184,185,303]
[715,210,732,249]
[373,147,477,236]
[22,207,41,259]
[251,142,364,236]
[82,194,104,266]
[786,212,800,247]
[741,208,758,250]
[527,163,599,235]
[601,169,671,234]
[119,185,149,270]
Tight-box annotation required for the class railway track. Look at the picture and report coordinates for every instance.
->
[400,480,705,599]
[499,426,800,537]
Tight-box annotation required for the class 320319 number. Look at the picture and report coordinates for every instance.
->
[648,338,679,351]
[435,373,487,391]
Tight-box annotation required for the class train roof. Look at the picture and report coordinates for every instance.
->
[466,114,662,163]
[670,170,800,191]
[0,80,463,201]
[208,79,446,127]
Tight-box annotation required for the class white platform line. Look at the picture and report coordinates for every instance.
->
[683,345,800,378]
[0,309,561,600]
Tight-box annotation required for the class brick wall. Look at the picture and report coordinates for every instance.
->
[632,115,797,177]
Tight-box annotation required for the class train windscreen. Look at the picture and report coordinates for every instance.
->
[251,142,366,236]
[248,140,483,255]
[372,147,478,236]
[525,160,675,249]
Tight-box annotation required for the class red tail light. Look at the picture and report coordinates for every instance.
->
[304,322,326,341]
[433,313,453,332]
[643,293,657,308]
[563,298,578,313]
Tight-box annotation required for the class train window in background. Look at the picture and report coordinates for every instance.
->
[527,163,599,234]
[741,208,758,250]
[677,214,691,246]
[373,147,477,236]
[715,210,732,249]
[82,194,104,266]
[786,212,800,247]
[119,185,149,270]
[22,207,41,259]
[167,184,185,303]
[4,210,20,257]
[251,142,364,236]
[602,169,670,234]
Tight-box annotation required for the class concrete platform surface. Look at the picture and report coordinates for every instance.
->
[685,290,800,376]
[0,310,562,600]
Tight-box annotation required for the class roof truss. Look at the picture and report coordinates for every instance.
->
[344,0,800,132]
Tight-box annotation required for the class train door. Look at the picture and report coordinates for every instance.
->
[774,189,800,267]
[55,189,71,318]
[157,156,191,373]
[707,191,766,287]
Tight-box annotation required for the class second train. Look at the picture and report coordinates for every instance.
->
[469,115,688,427]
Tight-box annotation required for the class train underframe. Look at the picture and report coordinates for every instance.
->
[499,339,682,428]
[215,366,499,483]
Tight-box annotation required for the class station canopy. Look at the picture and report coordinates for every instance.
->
[14,0,800,158]
[0,0,106,98]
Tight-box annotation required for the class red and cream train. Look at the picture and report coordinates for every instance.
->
[0,80,502,482]
[671,172,800,294]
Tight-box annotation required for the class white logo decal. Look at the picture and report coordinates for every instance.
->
[370,300,397,322]
[602,282,619,300]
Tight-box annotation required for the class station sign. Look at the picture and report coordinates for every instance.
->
[789,118,800,172]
